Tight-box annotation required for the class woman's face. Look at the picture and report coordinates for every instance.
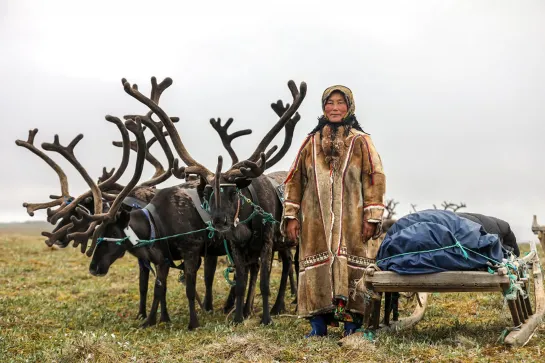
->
[324,92,348,123]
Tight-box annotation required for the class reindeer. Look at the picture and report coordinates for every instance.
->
[140,79,308,325]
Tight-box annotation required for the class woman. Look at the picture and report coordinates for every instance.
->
[281,85,386,337]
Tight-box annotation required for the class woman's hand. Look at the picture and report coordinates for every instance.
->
[363,221,377,242]
[286,219,300,242]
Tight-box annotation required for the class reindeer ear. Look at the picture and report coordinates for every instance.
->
[235,178,252,190]
[118,209,131,227]
[196,178,208,200]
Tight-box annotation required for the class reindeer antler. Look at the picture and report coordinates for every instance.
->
[46,115,132,225]
[41,223,74,247]
[385,199,399,219]
[225,80,307,181]
[15,129,71,217]
[123,77,177,187]
[66,118,147,256]
[442,201,467,212]
[113,130,169,185]
[232,80,306,167]
[210,117,252,166]
[40,134,103,245]
[122,78,214,182]
[265,100,301,169]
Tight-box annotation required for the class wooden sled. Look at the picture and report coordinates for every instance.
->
[360,246,544,347]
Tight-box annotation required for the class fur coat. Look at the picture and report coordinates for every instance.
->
[281,126,386,317]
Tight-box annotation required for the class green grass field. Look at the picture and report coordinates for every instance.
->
[1,231,544,362]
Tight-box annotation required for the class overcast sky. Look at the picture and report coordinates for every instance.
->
[1,0,544,242]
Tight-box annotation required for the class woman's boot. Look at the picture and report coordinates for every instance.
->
[305,315,328,337]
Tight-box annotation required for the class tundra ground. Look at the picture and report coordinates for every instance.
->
[1,231,544,362]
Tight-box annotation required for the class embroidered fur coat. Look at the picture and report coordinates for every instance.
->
[281,127,386,317]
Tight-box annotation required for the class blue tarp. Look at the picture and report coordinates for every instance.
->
[376,210,504,274]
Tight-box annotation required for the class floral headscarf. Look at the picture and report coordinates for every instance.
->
[321,85,355,120]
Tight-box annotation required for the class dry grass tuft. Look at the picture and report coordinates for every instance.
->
[46,334,123,363]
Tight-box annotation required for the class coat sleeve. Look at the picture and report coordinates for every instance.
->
[280,137,310,236]
[360,135,386,224]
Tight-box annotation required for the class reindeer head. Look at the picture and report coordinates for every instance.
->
[88,204,133,276]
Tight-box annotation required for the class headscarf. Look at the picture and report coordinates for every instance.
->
[321,85,356,120]
[308,85,365,136]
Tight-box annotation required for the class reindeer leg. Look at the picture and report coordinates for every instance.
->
[159,276,171,324]
[260,235,274,325]
[271,249,291,315]
[141,263,169,328]
[223,283,236,314]
[287,249,297,296]
[292,245,299,305]
[137,261,150,320]
[204,255,218,312]
[244,262,260,318]
[159,264,171,324]
[185,255,200,330]
[233,251,249,324]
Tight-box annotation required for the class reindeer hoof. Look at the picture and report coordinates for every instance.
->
[270,304,286,315]
[140,319,156,328]
[159,314,171,324]
[261,316,273,325]
[187,321,200,331]
[135,313,147,320]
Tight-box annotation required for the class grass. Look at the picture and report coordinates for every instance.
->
[1,232,544,362]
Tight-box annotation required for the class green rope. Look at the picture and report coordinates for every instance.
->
[223,267,236,287]
[223,239,236,286]
[354,328,376,341]
[497,324,522,344]
[497,328,509,344]
[130,222,216,249]
[97,236,130,245]
[224,239,235,265]
[237,190,280,225]
[375,240,469,265]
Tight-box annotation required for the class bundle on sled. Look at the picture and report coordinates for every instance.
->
[353,210,544,347]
